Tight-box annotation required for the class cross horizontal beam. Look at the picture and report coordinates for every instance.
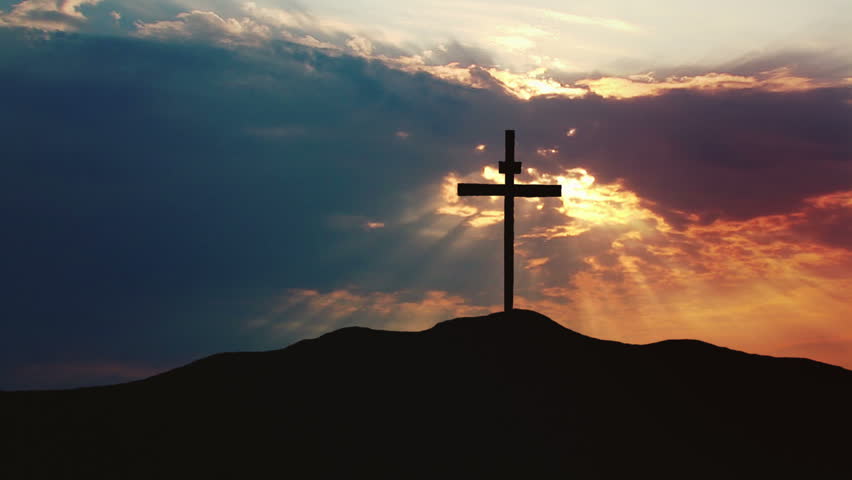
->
[458,183,562,197]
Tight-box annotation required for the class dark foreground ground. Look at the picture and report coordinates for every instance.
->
[4,309,851,479]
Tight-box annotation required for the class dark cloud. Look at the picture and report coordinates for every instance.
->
[425,40,495,68]
[0,30,519,388]
[721,48,852,81]
[522,87,852,223]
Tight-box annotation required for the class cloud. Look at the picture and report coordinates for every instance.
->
[576,68,849,99]
[720,48,852,84]
[424,41,495,68]
[134,10,272,45]
[132,6,340,50]
[346,35,373,56]
[536,8,642,33]
[0,0,101,31]
[492,35,536,52]
[119,4,852,102]
[792,191,852,249]
[241,1,306,29]
[400,63,851,101]
[519,88,852,223]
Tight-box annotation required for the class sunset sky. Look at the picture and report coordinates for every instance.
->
[1,0,850,389]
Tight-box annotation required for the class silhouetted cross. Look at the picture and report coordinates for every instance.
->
[458,130,562,313]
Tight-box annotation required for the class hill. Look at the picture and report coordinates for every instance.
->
[4,309,851,478]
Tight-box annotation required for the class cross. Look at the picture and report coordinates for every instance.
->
[458,130,562,313]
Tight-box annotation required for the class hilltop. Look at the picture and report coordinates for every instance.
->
[4,310,851,478]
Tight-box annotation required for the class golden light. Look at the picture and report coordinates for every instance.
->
[428,166,852,369]
[467,210,504,227]
[475,144,486,151]
[566,128,577,137]
[516,167,667,238]
[536,147,559,156]
[440,165,664,234]
[525,257,550,270]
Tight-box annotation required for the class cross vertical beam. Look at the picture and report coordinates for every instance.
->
[503,130,515,313]
[457,130,561,314]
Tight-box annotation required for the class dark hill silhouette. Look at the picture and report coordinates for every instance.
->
[4,310,851,479]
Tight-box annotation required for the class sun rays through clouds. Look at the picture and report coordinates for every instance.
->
[431,161,852,366]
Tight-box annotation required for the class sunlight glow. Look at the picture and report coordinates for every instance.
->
[439,165,666,234]
[536,147,559,156]
[433,173,851,368]
[522,167,667,237]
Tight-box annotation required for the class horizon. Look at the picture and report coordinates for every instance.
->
[1,0,850,390]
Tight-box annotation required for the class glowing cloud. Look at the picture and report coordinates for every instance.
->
[536,147,558,156]
[134,10,271,46]
[438,165,663,235]
[576,68,839,99]
[375,60,844,101]
[0,0,102,31]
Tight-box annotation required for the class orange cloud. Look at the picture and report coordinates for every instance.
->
[538,189,852,368]
[575,67,839,99]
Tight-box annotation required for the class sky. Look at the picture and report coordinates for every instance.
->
[1,0,850,389]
